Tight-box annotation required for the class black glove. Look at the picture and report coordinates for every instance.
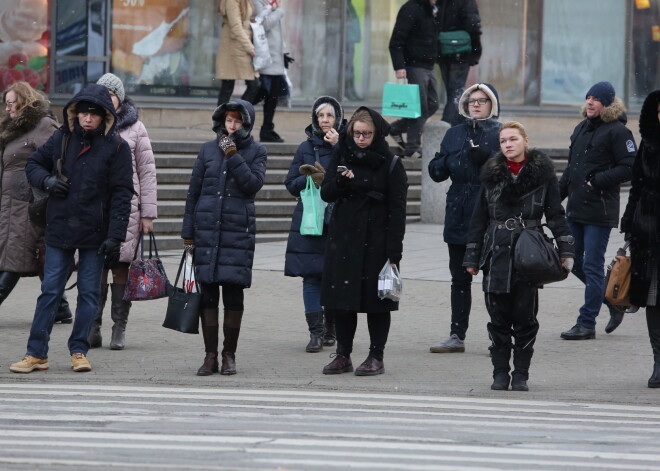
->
[44,175,70,198]
[97,238,121,267]
[284,53,295,69]
[469,146,491,167]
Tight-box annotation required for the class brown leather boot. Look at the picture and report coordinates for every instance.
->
[220,309,243,375]
[197,307,219,376]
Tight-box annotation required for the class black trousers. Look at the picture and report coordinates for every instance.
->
[447,243,473,339]
[200,282,244,311]
[647,305,660,361]
[217,79,260,107]
[484,276,539,350]
[332,309,391,361]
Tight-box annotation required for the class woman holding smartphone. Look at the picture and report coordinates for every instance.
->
[320,107,407,376]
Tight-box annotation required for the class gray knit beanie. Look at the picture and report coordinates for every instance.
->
[96,73,125,103]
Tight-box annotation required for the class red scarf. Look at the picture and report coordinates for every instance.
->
[506,156,526,176]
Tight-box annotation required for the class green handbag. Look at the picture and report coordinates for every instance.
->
[438,30,472,56]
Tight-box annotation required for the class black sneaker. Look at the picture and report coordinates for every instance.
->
[390,131,406,152]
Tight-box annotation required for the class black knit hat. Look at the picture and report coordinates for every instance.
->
[75,101,106,117]
[586,81,615,107]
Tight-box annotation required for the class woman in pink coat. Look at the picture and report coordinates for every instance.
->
[89,73,158,350]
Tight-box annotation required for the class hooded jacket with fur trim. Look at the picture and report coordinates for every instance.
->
[559,97,636,228]
[25,83,134,249]
[464,149,574,293]
[0,99,58,273]
[620,90,660,307]
[181,99,267,287]
[428,83,500,244]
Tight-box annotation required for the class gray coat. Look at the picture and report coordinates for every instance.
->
[252,0,285,75]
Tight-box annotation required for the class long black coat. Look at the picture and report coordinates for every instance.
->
[428,83,500,244]
[464,150,574,293]
[620,90,660,307]
[26,84,134,250]
[181,100,267,287]
[284,96,345,278]
[559,99,635,228]
[320,107,407,312]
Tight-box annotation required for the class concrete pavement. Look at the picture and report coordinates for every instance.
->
[1,191,656,406]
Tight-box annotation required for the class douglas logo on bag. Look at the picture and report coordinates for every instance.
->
[389,102,409,110]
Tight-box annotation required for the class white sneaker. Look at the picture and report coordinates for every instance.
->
[430,334,465,353]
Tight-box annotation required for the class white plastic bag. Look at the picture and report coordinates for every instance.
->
[378,260,402,302]
[183,252,196,294]
[250,22,272,71]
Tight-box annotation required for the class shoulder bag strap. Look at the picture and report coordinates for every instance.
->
[56,135,70,182]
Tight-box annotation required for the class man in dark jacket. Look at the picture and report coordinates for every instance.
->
[388,0,440,158]
[437,0,482,127]
[559,81,636,340]
[10,83,133,374]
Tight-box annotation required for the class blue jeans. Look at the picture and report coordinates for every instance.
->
[26,246,104,358]
[568,221,612,329]
[302,276,323,313]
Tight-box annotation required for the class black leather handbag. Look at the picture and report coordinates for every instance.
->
[514,228,569,285]
[163,252,201,334]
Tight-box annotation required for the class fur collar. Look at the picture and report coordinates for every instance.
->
[0,99,51,148]
[480,149,556,205]
[115,98,138,132]
[580,97,626,124]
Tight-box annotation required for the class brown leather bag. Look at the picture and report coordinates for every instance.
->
[605,245,631,306]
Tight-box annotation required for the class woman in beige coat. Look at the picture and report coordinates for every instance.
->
[216,0,260,106]
[89,73,158,350]
[0,82,72,321]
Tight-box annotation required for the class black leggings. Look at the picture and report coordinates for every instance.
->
[333,309,391,361]
[200,282,244,311]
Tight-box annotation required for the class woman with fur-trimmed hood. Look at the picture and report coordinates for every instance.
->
[284,96,346,353]
[463,122,574,392]
[620,90,660,388]
[0,82,58,306]
[428,83,500,354]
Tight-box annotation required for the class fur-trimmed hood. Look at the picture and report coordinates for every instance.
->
[211,99,255,142]
[581,96,627,124]
[459,83,500,121]
[639,89,660,150]
[0,99,52,148]
[480,149,556,206]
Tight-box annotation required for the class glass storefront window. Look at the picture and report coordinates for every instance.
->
[0,0,51,92]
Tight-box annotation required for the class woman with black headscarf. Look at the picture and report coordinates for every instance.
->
[320,107,407,376]
[621,90,660,388]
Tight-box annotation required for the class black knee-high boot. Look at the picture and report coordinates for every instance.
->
[490,345,512,390]
[221,309,243,375]
[511,346,533,391]
[0,271,21,306]
[646,307,660,388]
[197,307,219,376]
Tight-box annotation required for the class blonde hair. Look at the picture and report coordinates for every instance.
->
[500,121,528,140]
[347,108,374,136]
[3,81,48,115]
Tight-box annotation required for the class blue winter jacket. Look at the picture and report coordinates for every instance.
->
[428,83,501,245]
[181,100,267,287]
[26,83,134,249]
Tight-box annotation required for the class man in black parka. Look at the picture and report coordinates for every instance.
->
[559,81,635,340]
[389,0,440,158]
[10,83,133,374]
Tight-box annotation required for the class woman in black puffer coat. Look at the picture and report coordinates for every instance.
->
[181,99,267,377]
[428,83,501,354]
[284,96,346,353]
[620,90,660,388]
[464,122,574,392]
[320,107,407,377]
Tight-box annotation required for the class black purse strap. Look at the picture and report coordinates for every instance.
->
[173,251,199,293]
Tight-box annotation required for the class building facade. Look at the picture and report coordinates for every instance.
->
[1,0,658,109]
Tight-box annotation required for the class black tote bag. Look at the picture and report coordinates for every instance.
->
[163,252,201,334]
[514,228,569,285]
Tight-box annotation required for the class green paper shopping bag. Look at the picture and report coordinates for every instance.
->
[382,81,421,118]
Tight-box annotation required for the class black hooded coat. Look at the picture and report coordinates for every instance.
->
[320,107,407,312]
[284,96,346,278]
[464,150,574,293]
[25,83,134,249]
[181,99,267,287]
[620,90,660,307]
